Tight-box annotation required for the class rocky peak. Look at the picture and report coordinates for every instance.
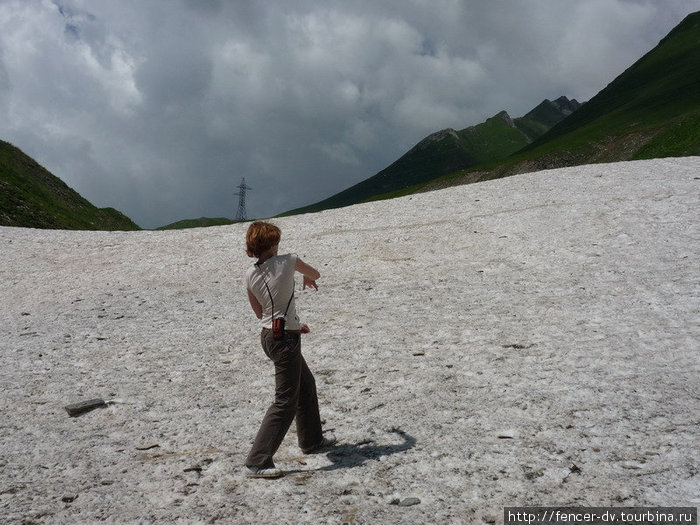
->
[551,96,582,116]
[412,128,460,152]
[495,110,515,128]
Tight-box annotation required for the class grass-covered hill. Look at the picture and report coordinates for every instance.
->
[287,11,700,212]
[282,97,580,216]
[0,140,140,230]
[422,10,700,192]
[156,217,236,230]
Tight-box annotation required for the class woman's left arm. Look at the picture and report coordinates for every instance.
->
[247,289,263,319]
[295,257,320,290]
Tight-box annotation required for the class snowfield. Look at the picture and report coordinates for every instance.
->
[1,158,698,524]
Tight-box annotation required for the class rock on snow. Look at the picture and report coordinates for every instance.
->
[1,158,698,523]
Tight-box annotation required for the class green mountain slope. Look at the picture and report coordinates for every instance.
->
[156,217,236,230]
[283,97,580,215]
[424,10,700,191]
[0,140,140,230]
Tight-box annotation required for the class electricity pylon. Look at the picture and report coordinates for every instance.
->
[234,178,252,221]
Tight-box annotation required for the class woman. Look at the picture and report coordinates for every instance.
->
[244,221,334,478]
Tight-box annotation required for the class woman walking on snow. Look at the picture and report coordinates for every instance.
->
[244,221,335,478]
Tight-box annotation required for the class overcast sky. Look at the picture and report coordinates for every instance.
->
[1,0,698,228]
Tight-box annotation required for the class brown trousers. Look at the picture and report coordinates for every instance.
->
[245,330,323,468]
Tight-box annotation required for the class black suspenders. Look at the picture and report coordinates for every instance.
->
[261,276,294,320]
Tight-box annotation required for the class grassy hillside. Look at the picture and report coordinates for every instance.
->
[282,97,579,216]
[156,217,237,230]
[0,140,140,230]
[423,11,700,192]
[532,12,700,151]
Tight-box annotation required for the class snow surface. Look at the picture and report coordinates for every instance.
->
[1,158,699,524]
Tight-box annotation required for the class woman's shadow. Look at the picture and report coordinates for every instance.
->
[315,427,416,472]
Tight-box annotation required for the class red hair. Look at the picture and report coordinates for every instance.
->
[246,221,281,258]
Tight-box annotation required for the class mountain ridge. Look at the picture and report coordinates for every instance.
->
[419,10,700,193]
[282,96,581,216]
[284,11,699,214]
[0,140,140,230]
[3,12,697,229]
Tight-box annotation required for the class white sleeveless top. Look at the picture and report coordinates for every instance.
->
[246,253,301,330]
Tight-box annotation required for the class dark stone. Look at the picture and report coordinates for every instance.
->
[64,399,106,417]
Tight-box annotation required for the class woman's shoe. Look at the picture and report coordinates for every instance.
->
[302,435,337,454]
[246,466,284,479]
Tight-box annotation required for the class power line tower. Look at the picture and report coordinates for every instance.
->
[234,177,252,221]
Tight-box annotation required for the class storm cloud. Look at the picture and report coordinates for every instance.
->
[1,0,697,228]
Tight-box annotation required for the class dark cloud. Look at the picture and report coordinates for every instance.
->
[1,0,698,228]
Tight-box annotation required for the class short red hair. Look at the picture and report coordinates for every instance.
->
[246,221,281,258]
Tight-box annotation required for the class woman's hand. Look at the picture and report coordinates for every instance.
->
[303,275,319,290]
[300,323,311,334]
